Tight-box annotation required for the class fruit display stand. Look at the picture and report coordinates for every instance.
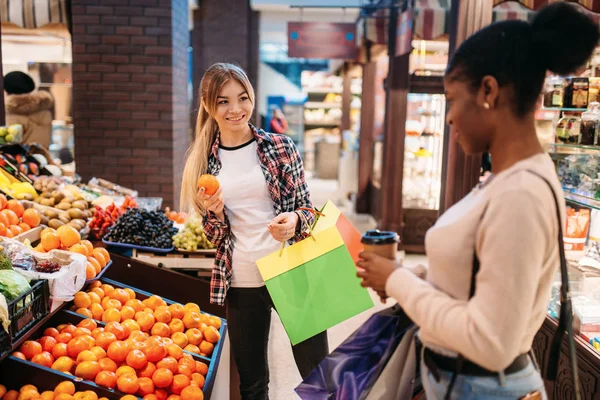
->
[0,252,229,399]
[129,249,216,279]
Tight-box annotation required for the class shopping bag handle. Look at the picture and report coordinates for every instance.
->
[278,207,326,256]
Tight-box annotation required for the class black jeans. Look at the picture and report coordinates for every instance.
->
[226,287,329,400]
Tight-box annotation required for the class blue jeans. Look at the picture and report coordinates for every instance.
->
[421,358,548,400]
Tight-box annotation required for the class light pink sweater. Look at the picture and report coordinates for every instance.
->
[386,153,565,371]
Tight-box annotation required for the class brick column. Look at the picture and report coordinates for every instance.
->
[191,0,260,123]
[71,0,190,208]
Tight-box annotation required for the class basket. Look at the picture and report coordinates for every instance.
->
[0,279,50,357]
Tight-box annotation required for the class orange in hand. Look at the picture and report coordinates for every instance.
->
[197,174,219,196]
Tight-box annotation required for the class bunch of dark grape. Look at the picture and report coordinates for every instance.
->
[104,208,178,249]
[35,260,61,273]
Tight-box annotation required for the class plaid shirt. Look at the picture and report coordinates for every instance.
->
[202,125,315,305]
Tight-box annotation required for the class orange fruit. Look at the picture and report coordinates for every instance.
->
[100,283,114,294]
[151,322,170,338]
[90,346,107,360]
[20,340,43,359]
[109,289,130,305]
[61,324,76,334]
[157,356,179,375]
[107,341,129,363]
[72,326,93,337]
[195,361,208,376]
[40,226,55,236]
[170,374,190,395]
[53,395,73,400]
[9,224,23,236]
[56,225,81,248]
[182,313,201,330]
[185,329,203,346]
[177,362,194,378]
[183,303,200,314]
[116,365,137,378]
[85,263,97,280]
[90,286,104,299]
[71,244,89,257]
[122,319,141,334]
[120,397,137,400]
[143,395,158,400]
[144,342,167,363]
[52,343,69,359]
[3,390,18,400]
[0,222,7,237]
[95,370,117,389]
[199,341,213,356]
[117,374,140,395]
[154,306,172,324]
[102,308,121,323]
[54,381,75,395]
[190,373,205,389]
[154,390,168,400]
[18,222,31,232]
[92,251,107,268]
[67,336,93,358]
[0,209,19,225]
[197,174,219,195]
[95,247,111,263]
[39,336,58,352]
[41,391,54,400]
[86,292,101,305]
[152,368,174,389]
[125,299,145,312]
[139,361,157,379]
[91,327,104,339]
[76,350,97,364]
[180,386,204,400]
[75,360,101,380]
[171,332,188,349]
[203,326,220,344]
[41,231,61,251]
[0,211,8,227]
[137,376,155,397]
[207,316,222,330]
[104,321,127,341]
[77,318,97,331]
[3,228,13,238]
[102,298,122,311]
[22,208,41,228]
[0,193,7,209]
[98,357,118,373]
[81,240,94,256]
[184,344,200,355]
[90,303,104,320]
[126,349,148,369]
[123,288,135,300]
[136,312,156,332]
[166,344,183,361]
[76,308,93,318]
[31,351,54,368]
[168,304,186,320]
[6,200,24,218]
[12,351,26,360]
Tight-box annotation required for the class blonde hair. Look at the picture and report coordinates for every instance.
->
[180,63,256,216]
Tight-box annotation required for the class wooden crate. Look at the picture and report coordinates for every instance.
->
[132,248,215,277]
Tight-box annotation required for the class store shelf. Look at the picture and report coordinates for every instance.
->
[542,107,588,112]
[564,191,600,210]
[545,143,600,155]
[304,121,341,127]
[304,101,342,109]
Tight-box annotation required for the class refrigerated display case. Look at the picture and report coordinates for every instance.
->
[401,76,446,250]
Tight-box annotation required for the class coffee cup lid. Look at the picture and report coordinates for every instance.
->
[361,230,400,245]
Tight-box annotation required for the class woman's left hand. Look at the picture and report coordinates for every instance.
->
[268,212,299,242]
[356,252,400,293]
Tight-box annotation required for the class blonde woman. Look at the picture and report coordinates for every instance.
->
[181,63,328,400]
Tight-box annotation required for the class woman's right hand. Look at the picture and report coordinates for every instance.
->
[197,186,225,221]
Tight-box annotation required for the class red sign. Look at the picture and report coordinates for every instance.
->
[288,22,357,60]
[395,10,413,57]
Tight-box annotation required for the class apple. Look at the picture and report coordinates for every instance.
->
[0,127,7,137]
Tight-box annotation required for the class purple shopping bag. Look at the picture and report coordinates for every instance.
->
[295,304,415,400]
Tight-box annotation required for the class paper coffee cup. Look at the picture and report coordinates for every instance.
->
[361,230,400,260]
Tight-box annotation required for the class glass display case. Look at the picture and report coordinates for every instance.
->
[402,93,446,210]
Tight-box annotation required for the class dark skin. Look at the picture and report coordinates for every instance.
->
[357,71,545,298]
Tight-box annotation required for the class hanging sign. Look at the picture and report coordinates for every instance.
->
[288,22,358,59]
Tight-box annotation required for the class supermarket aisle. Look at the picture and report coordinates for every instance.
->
[267,178,427,399]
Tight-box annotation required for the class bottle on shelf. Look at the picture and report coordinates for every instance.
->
[581,102,600,145]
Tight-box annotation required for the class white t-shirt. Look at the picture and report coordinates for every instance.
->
[218,138,281,287]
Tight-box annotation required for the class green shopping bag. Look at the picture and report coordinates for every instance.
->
[257,201,374,345]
